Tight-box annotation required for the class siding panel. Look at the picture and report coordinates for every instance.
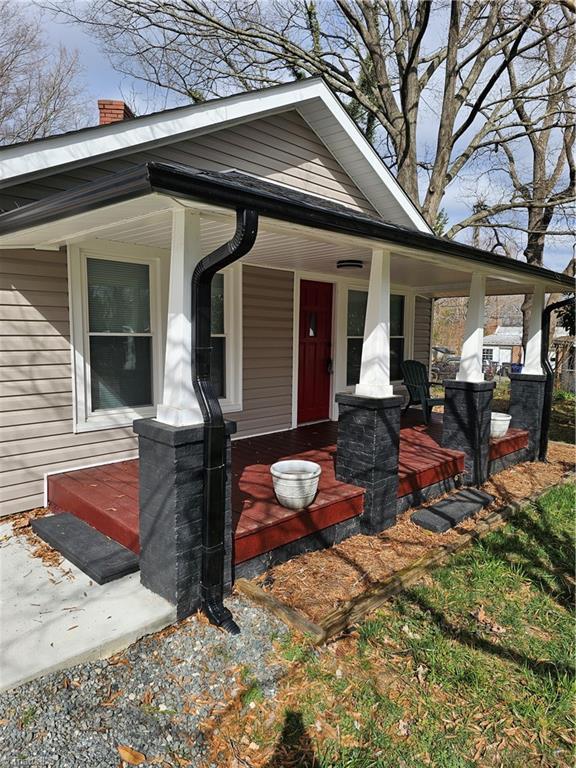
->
[0,249,138,517]
[414,296,433,369]
[0,112,375,214]
[231,266,294,437]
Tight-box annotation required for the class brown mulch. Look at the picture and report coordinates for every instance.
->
[255,441,576,625]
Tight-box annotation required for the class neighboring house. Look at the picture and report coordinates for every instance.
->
[0,78,571,628]
[483,325,570,368]
[482,326,524,367]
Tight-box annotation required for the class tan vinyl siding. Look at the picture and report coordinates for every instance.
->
[231,266,294,438]
[0,249,138,517]
[413,296,433,369]
[0,112,375,214]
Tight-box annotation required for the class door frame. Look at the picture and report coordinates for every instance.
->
[290,269,416,429]
[291,270,368,429]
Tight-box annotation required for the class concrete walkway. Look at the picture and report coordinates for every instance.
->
[0,521,176,691]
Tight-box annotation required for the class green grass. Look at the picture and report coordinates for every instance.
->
[242,483,576,768]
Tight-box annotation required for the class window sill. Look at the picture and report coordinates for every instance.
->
[75,400,242,432]
[75,406,157,433]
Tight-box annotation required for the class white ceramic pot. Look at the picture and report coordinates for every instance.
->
[270,460,322,510]
[491,412,512,439]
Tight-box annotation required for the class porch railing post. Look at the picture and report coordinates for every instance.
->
[443,272,493,485]
[457,272,486,383]
[355,248,394,398]
[508,283,548,460]
[156,208,204,427]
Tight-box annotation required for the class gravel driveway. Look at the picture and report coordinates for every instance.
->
[0,598,287,767]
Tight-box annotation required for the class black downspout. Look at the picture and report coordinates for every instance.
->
[539,296,574,462]
[191,208,259,634]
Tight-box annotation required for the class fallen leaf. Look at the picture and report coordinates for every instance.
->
[401,624,420,640]
[174,756,193,767]
[471,605,506,635]
[398,719,411,736]
[415,664,428,684]
[102,690,123,707]
[117,745,146,765]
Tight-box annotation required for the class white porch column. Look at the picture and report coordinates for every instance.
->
[355,248,394,398]
[156,209,204,426]
[523,284,546,375]
[456,272,486,383]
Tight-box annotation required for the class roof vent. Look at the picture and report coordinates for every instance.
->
[337,259,364,269]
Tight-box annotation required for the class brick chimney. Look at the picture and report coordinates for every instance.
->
[97,99,135,126]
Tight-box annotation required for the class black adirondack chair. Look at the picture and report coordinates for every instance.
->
[401,359,444,425]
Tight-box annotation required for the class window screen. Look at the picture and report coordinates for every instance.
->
[87,258,153,411]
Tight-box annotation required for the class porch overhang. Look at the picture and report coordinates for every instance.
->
[0,162,572,297]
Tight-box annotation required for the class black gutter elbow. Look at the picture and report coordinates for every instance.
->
[191,208,259,634]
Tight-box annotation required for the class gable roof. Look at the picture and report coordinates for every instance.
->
[0,78,430,232]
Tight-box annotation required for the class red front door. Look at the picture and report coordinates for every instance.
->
[297,280,333,424]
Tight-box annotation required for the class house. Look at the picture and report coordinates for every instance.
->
[0,78,572,630]
[483,324,570,370]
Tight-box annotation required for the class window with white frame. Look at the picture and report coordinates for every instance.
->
[210,266,242,412]
[346,289,405,385]
[482,348,494,368]
[71,247,241,430]
[70,245,163,431]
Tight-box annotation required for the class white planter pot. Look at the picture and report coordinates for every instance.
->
[270,460,322,510]
[491,412,512,439]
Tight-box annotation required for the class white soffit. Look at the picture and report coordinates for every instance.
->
[0,193,545,296]
[0,79,430,233]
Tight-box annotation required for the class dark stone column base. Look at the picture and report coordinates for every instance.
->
[335,393,402,533]
[442,380,495,485]
[509,373,546,461]
[133,418,235,621]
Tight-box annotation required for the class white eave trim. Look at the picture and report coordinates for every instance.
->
[0,78,431,233]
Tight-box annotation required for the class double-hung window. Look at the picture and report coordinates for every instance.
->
[346,289,405,386]
[71,247,241,431]
[71,246,162,431]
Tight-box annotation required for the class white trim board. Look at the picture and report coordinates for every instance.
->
[0,79,430,233]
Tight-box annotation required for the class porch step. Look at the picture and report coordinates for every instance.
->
[411,489,494,533]
[31,513,140,585]
[47,461,140,554]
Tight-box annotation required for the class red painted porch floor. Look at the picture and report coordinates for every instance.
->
[47,417,528,563]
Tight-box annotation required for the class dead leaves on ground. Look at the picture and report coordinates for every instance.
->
[471,604,507,636]
[249,444,575,624]
[117,745,146,765]
[7,507,69,572]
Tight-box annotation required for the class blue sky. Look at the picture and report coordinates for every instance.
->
[40,7,573,273]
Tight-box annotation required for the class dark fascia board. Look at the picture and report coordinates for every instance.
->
[0,161,573,293]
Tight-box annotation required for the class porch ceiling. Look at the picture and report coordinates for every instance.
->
[0,188,567,297]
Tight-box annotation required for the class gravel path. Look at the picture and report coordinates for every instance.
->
[0,598,287,767]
